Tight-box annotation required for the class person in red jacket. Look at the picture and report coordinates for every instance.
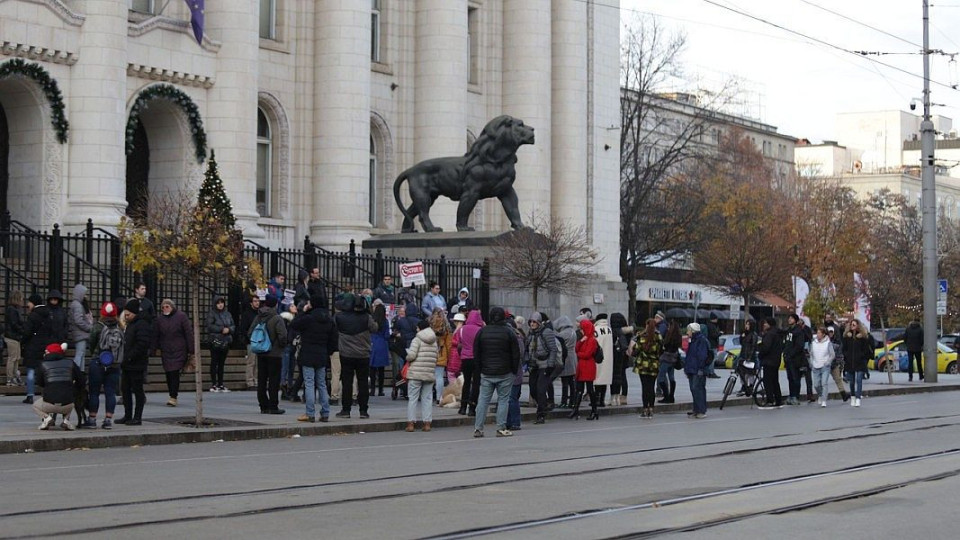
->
[570,319,600,421]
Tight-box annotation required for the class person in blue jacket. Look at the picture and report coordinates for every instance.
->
[684,323,710,418]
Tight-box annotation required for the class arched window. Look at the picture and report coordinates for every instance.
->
[256,108,272,217]
[369,135,377,226]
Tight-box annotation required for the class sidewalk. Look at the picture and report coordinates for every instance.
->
[2,370,958,454]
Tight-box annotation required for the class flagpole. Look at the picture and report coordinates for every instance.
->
[156,0,173,17]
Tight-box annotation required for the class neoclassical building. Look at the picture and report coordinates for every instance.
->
[0,0,621,283]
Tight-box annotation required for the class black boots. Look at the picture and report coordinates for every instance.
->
[568,392,584,419]
[656,382,669,403]
[597,386,607,407]
[658,382,676,404]
[458,403,467,415]
[586,391,600,421]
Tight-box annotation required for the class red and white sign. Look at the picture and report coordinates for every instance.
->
[399,261,426,287]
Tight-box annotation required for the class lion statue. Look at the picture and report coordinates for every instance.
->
[393,115,535,233]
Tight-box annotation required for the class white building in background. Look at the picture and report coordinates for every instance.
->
[796,110,960,218]
[0,0,621,281]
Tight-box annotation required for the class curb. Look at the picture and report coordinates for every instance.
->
[4,383,959,454]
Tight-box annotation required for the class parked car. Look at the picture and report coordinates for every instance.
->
[871,340,958,374]
[940,334,960,351]
[869,327,905,346]
[714,334,741,367]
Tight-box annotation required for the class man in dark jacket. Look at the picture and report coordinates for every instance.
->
[333,293,378,419]
[757,317,785,409]
[904,319,924,381]
[782,314,805,405]
[290,293,339,422]
[307,267,328,309]
[372,274,397,305]
[249,295,288,414]
[33,343,83,430]
[21,290,69,404]
[117,299,153,425]
[471,306,521,438]
[238,295,261,389]
[684,323,711,418]
[702,315,721,378]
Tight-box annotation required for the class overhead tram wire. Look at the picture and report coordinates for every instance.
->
[697,0,960,93]
[797,0,921,48]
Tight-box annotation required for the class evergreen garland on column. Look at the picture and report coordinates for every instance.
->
[197,150,236,229]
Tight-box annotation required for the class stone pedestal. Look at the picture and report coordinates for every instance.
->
[362,231,502,261]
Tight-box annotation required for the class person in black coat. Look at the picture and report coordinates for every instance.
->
[117,299,154,425]
[781,314,805,405]
[757,317,784,408]
[842,319,873,407]
[904,319,924,381]
[20,290,68,404]
[471,307,521,437]
[289,294,339,422]
[238,296,261,389]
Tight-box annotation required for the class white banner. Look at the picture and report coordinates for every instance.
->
[399,261,426,287]
[853,272,871,332]
[792,276,810,326]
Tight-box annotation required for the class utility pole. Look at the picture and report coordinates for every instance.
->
[921,0,939,383]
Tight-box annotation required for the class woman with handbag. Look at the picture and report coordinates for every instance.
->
[206,296,236,392]
[657,321,682,404]
[630,319,662,418]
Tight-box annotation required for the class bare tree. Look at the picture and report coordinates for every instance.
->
[489,215,600,311]
[619,14,739,322]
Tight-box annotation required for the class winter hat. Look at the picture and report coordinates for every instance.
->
[655,310,666,320]
[44,343,65,355]
[28,293,43,306]
[687,322,701,334]
[453,313,466,322]
[123,299,141,314]
[264,294,278,308]
[100,302,118,318]
[528,312,543,324]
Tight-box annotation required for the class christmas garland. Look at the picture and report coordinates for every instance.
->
[0,59,69,144]
[126,84,207,163]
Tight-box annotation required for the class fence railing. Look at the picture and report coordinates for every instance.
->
[0,214,489,342]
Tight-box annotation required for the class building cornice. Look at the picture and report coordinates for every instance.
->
[0,0,85,27]
[1,41,78,65]
[126,63,215,89]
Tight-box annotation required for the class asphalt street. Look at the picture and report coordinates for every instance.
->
[1,391,957,539]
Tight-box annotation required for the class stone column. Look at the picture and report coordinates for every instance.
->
[551,0,588,226]
[63,0,128,229]
[310,0,371,248]
[413,0,467,230]
[502,0,551,225]
[205,0,263,238]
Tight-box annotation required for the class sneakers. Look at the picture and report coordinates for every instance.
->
[297,414,315,423]
[23,396,34,404]
[473,429,484,438]
[820,400,827,408]
[851,397,857,407]
[38,415,54,430]
[166,397,178,407]
[496,428,513,437]
[359,412,370,419]
[80,418,97,429]
[757,404,776,410]
[220,386,231,393]
[694,413,707,419]
[335,411,351,419]
[61,420,75,431]
[319,416,329,423]
[101,418,113,430]
[210,386,221,393]
[854,398,861,407]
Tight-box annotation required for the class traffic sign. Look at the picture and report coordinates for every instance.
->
[939,279,948,297]
[937,300,947,315]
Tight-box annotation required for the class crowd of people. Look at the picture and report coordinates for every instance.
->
[4,269,896,433]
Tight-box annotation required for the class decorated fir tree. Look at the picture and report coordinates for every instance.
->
[197,150,236,229]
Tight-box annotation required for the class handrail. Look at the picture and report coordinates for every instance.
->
[0,260,41,288]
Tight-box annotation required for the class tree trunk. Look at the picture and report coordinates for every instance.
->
[626,267,638,325]
[191,277,204,426]
[532,285,539,312]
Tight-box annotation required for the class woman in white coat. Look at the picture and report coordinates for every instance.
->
[593,314,615,406]
[809,326,835,407]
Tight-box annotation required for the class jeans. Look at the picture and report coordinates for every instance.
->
[785,359,801,399]
[407,379,434,423]
[831,365,847,394]
[812,366,831,402]
[210,347,228,387]
[302,366,330,419]
[474,374,513,432]
[26,367,35,397]
[281,345,295,387]
[849,371,864,398]
[656,362,676,387]
[434,366,445,402]
[72,340,87,371]
[88,362,120,416]
[340,356,370,413]
[687,372,707,414]
[508,384,522,428]
[256,356,282,411]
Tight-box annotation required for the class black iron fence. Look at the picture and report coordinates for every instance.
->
[0,213,489,341]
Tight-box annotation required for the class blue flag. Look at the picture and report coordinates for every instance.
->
[184,0,204,45]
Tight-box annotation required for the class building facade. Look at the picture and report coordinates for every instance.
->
[0,0,622,282]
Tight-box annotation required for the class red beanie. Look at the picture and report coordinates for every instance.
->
[45,343,64,355]
[100,302,118,318]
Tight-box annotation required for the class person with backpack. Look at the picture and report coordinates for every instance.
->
[153,299,195,408]
[21,290,68,405]
[553,316,578,409]
[684,323,710,419]
[289,293,338,423]
[571,319,601,421]
[67,284,94,370]
[206,296,236,393]
[238,295,261,389]
[249,294,288,414]
[83,302,123,429]
[117,299,153,425]
[525,312,558,425]
[4,290,26,386]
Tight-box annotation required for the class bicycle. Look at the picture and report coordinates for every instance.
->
[719,352,761,410]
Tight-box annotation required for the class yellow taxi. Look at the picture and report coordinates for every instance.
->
[871,340,958,374]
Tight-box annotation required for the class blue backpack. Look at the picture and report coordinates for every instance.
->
[249,320,272,354]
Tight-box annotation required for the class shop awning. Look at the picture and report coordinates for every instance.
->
[754,292,792,310]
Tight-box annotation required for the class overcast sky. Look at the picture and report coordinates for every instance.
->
[622,0,960,142]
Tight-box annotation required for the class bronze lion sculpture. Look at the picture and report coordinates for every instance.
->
[393,115,535,233]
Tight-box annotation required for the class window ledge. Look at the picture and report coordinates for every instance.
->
[372,62,393,76]
[468,82,482,95]
[259,38,289,54]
